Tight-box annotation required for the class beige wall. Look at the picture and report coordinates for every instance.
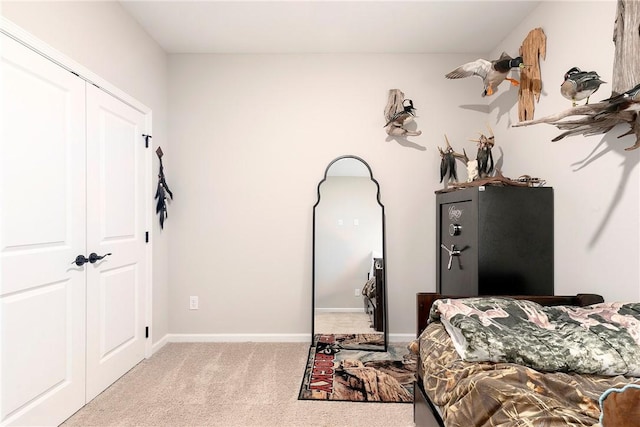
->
[167,53,491,338]
[2,1,171,346]
[4,0,637,344]
[489,0,640,302]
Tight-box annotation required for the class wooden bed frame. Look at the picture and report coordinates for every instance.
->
[413,292,605,427]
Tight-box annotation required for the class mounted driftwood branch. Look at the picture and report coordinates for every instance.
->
[435,170,532,194]
[518,28,546,121]
[612,0,640,94]
[513,101,640,150]
[513,0,640,150]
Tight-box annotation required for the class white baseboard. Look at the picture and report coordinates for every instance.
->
[159,332,415,344]
[166,333,312,343]
[151,334,170,355]
[315,308,365,313]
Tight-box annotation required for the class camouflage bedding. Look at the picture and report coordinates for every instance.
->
[419,321,639,427]
[430,297,640,376]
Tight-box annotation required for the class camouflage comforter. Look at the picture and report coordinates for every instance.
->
[418,320,639,427]
[430,298,640,376]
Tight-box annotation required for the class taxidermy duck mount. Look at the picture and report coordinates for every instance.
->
[445,52,524,97]
[384,89,421,137]
[560,67,607,107]
[514,0,640,150]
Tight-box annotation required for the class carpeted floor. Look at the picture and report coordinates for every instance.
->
[314,312,376,334]
[62,342,415,426]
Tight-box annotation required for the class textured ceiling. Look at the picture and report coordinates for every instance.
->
[120,1,541,54]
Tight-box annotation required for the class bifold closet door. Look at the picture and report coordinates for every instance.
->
[1,34,87,426]
[85,85,147,402]
[1,32,149,425]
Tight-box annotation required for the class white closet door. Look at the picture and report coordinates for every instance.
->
[85,85,147,401]
[0,34,87,426]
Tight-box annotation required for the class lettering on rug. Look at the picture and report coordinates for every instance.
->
[309,334,336,393]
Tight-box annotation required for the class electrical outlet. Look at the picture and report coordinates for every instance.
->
[189,296,199,310]
[354,288,360,297]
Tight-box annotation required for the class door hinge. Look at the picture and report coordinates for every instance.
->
[145,326,149,339]
[145,231,149,243]
[142,134,152,148]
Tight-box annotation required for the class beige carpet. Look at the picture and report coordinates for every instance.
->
[314,312,378,334]
[63,342,414,426]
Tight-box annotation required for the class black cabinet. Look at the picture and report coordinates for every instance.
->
[436,186,553,296]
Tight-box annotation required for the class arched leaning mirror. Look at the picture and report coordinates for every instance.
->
[312,155,387,352]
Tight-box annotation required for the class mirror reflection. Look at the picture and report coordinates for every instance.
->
[313,155,387,352]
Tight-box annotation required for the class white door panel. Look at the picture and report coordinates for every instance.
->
[96,108,138,239]
[2,282,69,415]
[1,30,150,425]
[85,85,147,402]
[100,265,137,355]
[1,34,86,426]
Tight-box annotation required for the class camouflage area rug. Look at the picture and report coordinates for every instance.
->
[297,334,417,403]
[320,332,385,352]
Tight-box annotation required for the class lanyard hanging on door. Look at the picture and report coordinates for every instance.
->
[149,137,173,229]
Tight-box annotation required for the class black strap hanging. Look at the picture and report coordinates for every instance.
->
[154,145,173,229]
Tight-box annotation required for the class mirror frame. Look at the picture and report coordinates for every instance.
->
[312,155,388,352]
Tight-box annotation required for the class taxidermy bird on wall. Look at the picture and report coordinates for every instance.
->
[560,67,606,107]
[470,126,495,178]
[384,89,422,136]
[599,82,640,114]
[438,135,468,183]
[592,82,640,124]
[446,52,524,97]
[439,144,457,183]
[384,99,417,127]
